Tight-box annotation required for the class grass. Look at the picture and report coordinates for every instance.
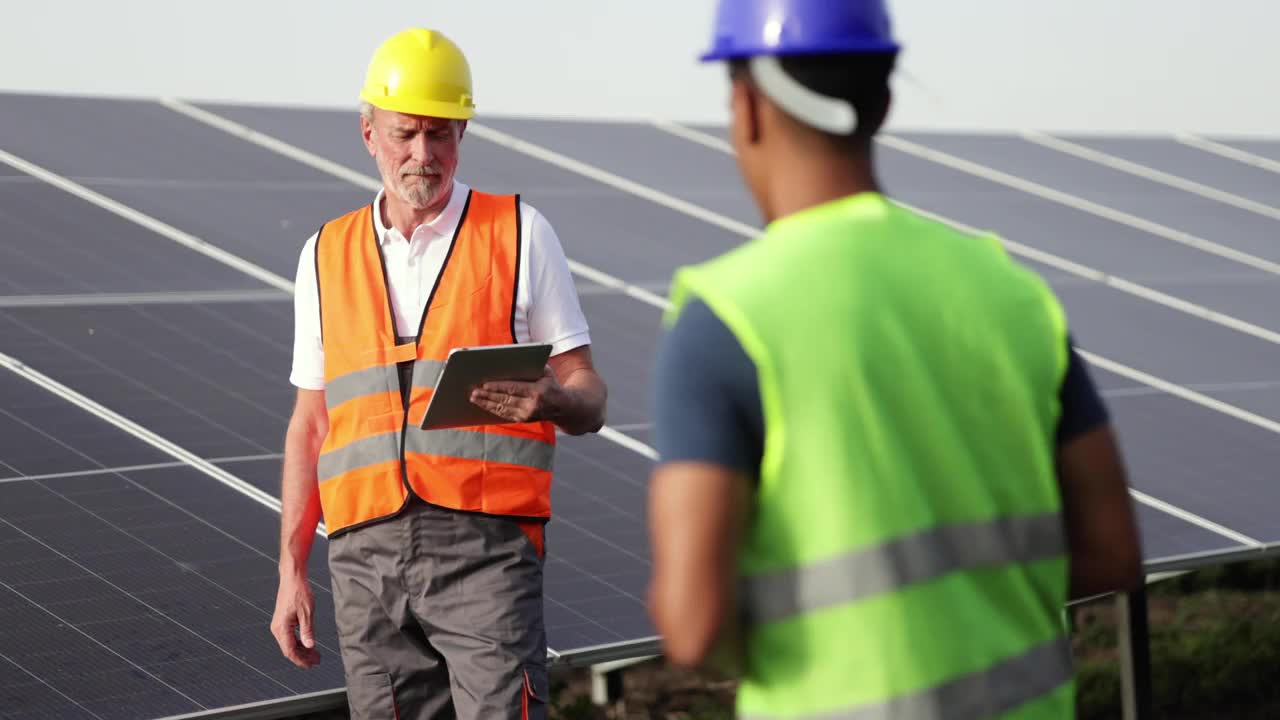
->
[1073,557,1280,719]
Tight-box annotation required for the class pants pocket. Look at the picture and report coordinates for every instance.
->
[346,672,398,720]
[522,665,549,720]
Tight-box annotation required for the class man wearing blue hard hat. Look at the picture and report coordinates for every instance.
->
[647,0,1143,717]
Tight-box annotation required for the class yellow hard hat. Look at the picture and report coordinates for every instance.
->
[359,28,475,120]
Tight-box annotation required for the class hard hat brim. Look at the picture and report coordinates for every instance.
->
[700,39,901,63]
[360,91,476,121]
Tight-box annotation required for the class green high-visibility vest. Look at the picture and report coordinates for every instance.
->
[666,193,1075,719]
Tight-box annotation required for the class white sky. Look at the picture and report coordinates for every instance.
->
[2,0,1276,136]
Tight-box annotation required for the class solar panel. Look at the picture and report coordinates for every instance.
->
[0,377,343,718]
[2,91,1278,718]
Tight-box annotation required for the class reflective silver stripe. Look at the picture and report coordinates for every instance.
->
[744,513,1064,624]
[325,360,445,409]
[317,431,400,482]
[318,428,554,482]
[410,359,445,390]
[405,429,554,471]
[740,637,1072,720]
[324,367,395,409]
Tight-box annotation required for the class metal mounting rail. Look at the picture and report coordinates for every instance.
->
[156,689,347,720]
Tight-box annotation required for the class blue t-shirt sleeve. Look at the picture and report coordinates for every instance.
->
[651,299,764,476]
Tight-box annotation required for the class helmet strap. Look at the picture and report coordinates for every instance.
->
[749,55,857,136]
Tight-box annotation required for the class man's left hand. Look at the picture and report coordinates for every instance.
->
[470,366,566,423]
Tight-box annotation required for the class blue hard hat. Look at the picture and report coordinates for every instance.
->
[700,0,900,62]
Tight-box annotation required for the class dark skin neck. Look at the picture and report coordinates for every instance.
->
[763,139,881,224]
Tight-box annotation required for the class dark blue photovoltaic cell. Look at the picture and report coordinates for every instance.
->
[0,464,344,719]
[0,180,270,295]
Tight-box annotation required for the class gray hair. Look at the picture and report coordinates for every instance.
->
[359,101,465,135]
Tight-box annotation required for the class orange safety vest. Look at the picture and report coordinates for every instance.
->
[314,190,557,539]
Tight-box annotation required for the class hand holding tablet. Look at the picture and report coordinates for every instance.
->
[418,343,554,430]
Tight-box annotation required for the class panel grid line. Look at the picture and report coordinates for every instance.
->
[544,595,625,645]
[556,440,647,491]
[0,453,282,485]
[0,290,289,309]
[0,650,106,719]
[0,174,357,191]
[127,303,294,406]
[0,406,330,594]
[1176,134,1280,175]
[0,148,292,292]
[0,350,321,534]
[0,311,279,455]
[0,569,205,711]
[32,477,342,657]
[0,186,169,295]
[2,519,299,697]
[188,303,293,355]
[877,134,1280,276]
[1022,130,1280,221]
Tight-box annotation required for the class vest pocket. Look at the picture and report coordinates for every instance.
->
[363,410,402,436]
[345,672,398,720]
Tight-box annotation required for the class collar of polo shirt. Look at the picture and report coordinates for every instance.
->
[373,180,470,245]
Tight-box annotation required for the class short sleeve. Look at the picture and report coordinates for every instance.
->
[524,207,591,356]
[651,299,764,476]
[289,232,325,390]
[1056,334,1109,444]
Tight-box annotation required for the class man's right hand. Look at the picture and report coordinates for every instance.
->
[274,388,327,669]
[271,572,321,668]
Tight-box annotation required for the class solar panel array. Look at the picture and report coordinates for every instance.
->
[1,91,1278,718]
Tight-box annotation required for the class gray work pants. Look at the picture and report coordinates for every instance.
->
[328,497,549,720]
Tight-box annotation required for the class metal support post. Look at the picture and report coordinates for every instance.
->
[1116,588,1153,720]
[590,666,625,706]
[589,655,655,706]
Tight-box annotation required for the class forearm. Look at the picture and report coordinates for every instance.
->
[279,420,325,576]
[648,463,751,669]
[651,570,738,669]
[552,368,606,435]
[1058,426,1143,600]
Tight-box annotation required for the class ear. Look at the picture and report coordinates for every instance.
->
[729,77,762,148]
[456,119,468,143]
[360,112,376,157]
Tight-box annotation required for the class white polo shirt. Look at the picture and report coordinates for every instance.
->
[290,180,591,390]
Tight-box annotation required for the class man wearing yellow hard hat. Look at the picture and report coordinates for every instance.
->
[271,28,607,719]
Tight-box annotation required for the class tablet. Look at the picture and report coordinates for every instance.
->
[419,343,553,430]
